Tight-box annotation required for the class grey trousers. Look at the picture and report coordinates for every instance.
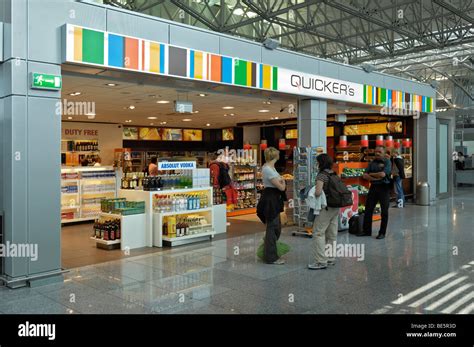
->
[264,215,281,263]
[311,207,339,265]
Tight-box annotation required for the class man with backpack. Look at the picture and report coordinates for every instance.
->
[357,146,392,239]
[308,154,353,270]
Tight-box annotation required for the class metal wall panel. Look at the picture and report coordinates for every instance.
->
[107,8,169,44]
[3,96,28,278]
[261,48,300,71]
[27,97,61,275]
[3,0,27,60]
[169,24,219,53]
[219,36,261,62]
[28,0,106,64]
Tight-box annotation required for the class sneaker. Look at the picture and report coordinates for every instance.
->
[271,259,286,265]
[308,263,327,270]
[327,259,336,266]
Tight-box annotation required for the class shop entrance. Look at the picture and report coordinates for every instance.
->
[59,70,298,268]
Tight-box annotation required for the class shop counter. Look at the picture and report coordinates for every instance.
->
[455,170,474,185]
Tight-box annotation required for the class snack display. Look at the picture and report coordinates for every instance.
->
[341,168,366,178]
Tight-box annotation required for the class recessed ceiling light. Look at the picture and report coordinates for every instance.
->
[147,116,157,120]
[193,110,199,113]
[157,100,170,104]
[222,106,234,109]
[206,123,211,126]
[150,123,154,125]
[345,109,350,113]
[67,116,73,120]
[263,100,271,104]
[182,119,192,122]
[128,105,135,110]
[259,109,270,113]
[160,121,167,125]
[69,92,81,96]
[198,93,208,97]
[106,83,118,87]
[229,113,235,116]
[125,120,132,123]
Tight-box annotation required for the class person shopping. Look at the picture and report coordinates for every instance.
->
[308,154,340,270]
[357,146,392,239]
[256,147,287,265]
[391,149,406,207]
[148,157,159,176]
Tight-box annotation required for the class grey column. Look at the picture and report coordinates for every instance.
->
[416,112,437,202]
[0,0,62,287]
[297,99,328,149]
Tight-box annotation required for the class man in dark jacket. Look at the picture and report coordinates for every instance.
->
[391,149,406,208]
[357,146,392,240]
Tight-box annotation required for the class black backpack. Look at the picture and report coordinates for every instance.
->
[349,214,364,234]
[323,172,353,208]
[215,162,232,188]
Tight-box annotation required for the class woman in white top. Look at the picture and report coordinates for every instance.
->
[257,147,286,265]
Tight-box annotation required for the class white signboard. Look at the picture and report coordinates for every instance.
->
[277,68,364,103]
[158,161,196,170]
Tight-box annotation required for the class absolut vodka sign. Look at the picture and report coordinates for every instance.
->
[278,68,364,103]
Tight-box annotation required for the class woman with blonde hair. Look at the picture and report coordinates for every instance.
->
[256,147,287,265]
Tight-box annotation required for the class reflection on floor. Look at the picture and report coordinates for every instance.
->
[1,187,473,314]
[61,213,266,268]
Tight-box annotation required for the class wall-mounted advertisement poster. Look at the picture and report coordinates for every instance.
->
[343,122,403,136]
[139,127,161,140]
[162,128,183,141]
[222,128,234,141]
[183,129,203,141]
[122,127,138,140]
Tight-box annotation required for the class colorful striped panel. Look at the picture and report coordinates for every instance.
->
[124,37,139,70]
[189,50,205,79]
[73,27,83,61]
[234,59,247,86]
[108,34,124,67]
[262,65,272,89]
[168,46,187,77]
[272,66,278,90]
[209,54,222,82]
[221,57,233,84]
[81,28,104,65]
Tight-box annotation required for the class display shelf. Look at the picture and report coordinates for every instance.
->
[61,206,80,210]
[162,230,214,242]
[99,212,122,219]
[61,192,79,196]
[62,151,100,154]
[81,190,116,195]
[158,207,213,217]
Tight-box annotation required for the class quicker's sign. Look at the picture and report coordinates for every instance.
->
[63,24,433,113]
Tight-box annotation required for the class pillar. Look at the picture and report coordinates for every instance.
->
[297,99,328,149]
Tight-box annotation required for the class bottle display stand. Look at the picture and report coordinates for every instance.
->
[119,186,214,248]
[61,166,118,224]
[91,212,147,251]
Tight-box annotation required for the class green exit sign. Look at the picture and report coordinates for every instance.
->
[31,73,62,90]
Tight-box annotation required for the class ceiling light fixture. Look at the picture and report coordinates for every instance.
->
[182,119,192,122]
[150,123,154,125]
[67,116,73,120]
[263,100,272,105]
[193,110,199,113]
[147,116,157,120]
[128,105,135,110]
[157,100,170,104]
[69,92,81,96]
[222,106,234,110]
[259,109,270,113]
[198,93,208,97]
[125,120,132,123]
[106,83,118,87]
[206,123,211,126]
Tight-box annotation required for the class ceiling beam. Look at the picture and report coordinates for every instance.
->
[432,0,474,25]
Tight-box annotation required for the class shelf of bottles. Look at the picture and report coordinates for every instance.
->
[61,166,117,223]
[91,216,121,245]
[120,170,194,191]
[231,164,257,210]
[152,187,214,246]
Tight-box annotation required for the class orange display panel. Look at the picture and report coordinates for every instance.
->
[343,122,402,135]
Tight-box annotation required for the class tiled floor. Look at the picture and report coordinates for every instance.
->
[61,214,266,268]
[1,187,473,314]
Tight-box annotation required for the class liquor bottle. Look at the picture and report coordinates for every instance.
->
[110,223,115,241]
[163,220,168,236]
[115,220,121,240]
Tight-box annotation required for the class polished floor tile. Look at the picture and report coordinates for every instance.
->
[3,187,474,314]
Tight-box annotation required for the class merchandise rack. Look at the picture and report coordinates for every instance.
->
[230,164,257,214]
[60,166,118,223]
